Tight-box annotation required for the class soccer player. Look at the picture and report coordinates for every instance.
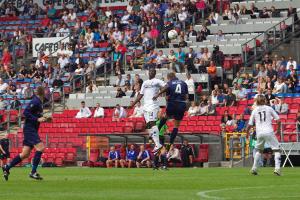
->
[153,72,188,149]
[2,86,47,181]
[0,136,10,167]
[131,68,166,155]
[246,95,282,176]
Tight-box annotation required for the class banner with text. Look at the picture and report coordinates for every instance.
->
[32,37,70,57]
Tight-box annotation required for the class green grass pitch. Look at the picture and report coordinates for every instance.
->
[0,168,299,200]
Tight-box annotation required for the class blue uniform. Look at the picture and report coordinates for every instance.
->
[23,95,43,148]
[108,151,120,160]
[127,150,137,161]
[166,78,188,120]
[140,150,150,160]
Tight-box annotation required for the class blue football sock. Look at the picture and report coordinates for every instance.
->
[170,128,178,144]
[31,151,43,174]
[6,155,22,170]
[161,154,167,167]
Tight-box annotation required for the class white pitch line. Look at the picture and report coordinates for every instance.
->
[197,185,299,200]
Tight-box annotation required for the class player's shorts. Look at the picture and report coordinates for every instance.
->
[255,133,280,151]
[166,101,186,121]
[23,132,42,148]
[143,108,159,123]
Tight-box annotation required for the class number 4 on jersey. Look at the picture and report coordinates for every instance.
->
[175,84,181,94]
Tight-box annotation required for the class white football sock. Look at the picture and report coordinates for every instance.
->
[274,152,281,170]
[151,126,161,148]
[252,151,261,171]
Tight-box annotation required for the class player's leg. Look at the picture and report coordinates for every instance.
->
[267,135,281,176]
[136,160,141,168]
[168,102,186,147]
[3,146,31,181]
[251,135,265,175]
[160,147,168,170]
[144,110,161,153]
[30,142,45,180]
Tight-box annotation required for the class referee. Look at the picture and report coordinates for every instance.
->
[2,86,47,181]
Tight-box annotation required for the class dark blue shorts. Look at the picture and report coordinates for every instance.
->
[23,132,41,148]
[166,101,186,121]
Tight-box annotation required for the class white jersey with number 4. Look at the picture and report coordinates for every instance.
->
[140,78,165,112]
[249,105,280,135]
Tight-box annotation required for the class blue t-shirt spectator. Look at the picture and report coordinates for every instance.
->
[109,150,120,160]
[140,150,150,160]
[127,150,137,161]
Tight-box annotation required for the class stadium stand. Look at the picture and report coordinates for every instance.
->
[0,0,300,167]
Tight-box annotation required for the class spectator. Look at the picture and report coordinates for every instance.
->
[270,6,280,18]
[136,144,151,168]
[115,74,125,87]
[95,53,106,68]
[286,57,297,70]
[225,89,236,107]
[211,90,219,106]
[22,83,34,99]
[175,48,185,72]
[207,61,217,78]
[215,30,225,41]
[129,101,143,118]
[273,78,286,94]
[75,101,92,119]
[0,97,7,110]
[167,49,176,71]
[185,73,195,102]
[167,144,181,166]
[216,90,226,107]
[199,102,208,116]
[267,63,277,82]
[10,96,21,110]
[211,46,224,67]
[86,81,97,93]
[47,4,57,19]
[106,146,121,168]
[2,48,12,69]
[232,72,243,85]
[116,87,126,98]
[235,114,247,132]
[188,101,199,116]
[221,110,233,127]
[231,13,242,24]
[236,84,247,101]
[274,98,288,114]
[0,78,8,94]
[113,104,127,121]
[181,140,194,167]
[259,7,270,18]
[120,144,137,168]
[265,88,275,105]
[207,99,216,115]
[93,103,104,118]
[156,50,167,68]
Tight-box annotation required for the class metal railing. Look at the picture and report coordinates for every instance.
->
[242,11,300,66]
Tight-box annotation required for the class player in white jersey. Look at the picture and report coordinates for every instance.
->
[246,95,282,176]
[131,68,166,155]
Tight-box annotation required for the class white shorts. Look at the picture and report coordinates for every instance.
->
[143,108,159,123]
[255,133,280,151]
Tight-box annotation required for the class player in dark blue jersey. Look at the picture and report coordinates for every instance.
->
[153,72,189,149]
[2,86,48,181]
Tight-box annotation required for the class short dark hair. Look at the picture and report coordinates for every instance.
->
[81,101,85,104]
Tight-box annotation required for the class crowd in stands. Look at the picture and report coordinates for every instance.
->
[105,139,194,168]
